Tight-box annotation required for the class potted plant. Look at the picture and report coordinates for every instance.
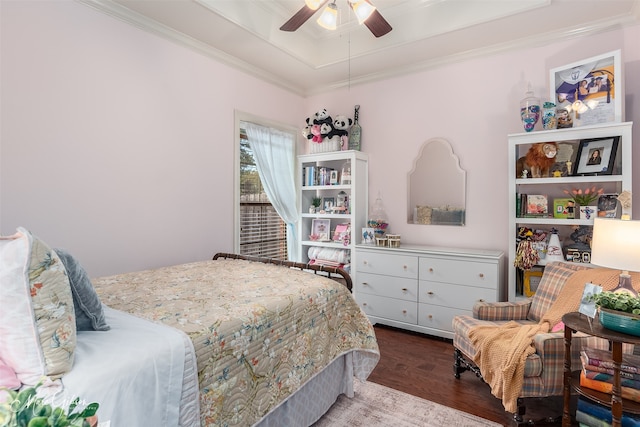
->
[0,382,99,427]
[589,291,640,336]
[310,197,322,214]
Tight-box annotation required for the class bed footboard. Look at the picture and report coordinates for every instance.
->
[212,252,352,292]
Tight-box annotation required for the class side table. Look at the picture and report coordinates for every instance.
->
[562,312,640,427]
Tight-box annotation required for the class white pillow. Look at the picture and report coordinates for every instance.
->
[0,227,76,386]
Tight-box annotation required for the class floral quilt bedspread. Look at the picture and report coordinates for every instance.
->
[92,259,379,426]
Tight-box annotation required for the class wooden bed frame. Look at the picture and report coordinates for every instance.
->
[212,252,352,291]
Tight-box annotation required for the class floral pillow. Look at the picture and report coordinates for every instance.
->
[0,228,76,386]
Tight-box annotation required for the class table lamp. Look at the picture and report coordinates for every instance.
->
[590,217,640,296]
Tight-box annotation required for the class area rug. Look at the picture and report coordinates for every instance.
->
[312,381,502,427]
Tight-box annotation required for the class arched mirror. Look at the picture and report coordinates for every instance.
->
[408,138,466,226]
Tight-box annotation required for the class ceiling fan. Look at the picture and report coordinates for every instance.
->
[280,0,392,38]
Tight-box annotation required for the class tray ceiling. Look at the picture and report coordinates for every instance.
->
[81,0,640,96]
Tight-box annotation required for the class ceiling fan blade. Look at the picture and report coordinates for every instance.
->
[363,9,392,37]
[280,0,329,32]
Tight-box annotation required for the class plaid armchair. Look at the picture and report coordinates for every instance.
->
[452,262,611,424]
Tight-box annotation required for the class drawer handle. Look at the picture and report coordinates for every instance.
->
[362,282,369,286]
[429,267,434,273]
[362,303,368,306]
[402,288,408,292]
[402,310,407,314]
[478,299,485,302]
[428,314,433,319]
[479,273,485,278]
[363,260,368,265]
[403,265,408,270]
[427,291,434,295]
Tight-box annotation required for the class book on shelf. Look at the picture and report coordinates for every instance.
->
[525,194,548,217]
[583,368,640,390]
[579,371,640,403]
[581,356,640,381]
[576,409,612,427]
[577,396,640,427]
[582,348,640,374]
[553,197,575,219]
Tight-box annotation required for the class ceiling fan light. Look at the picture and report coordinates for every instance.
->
[317,3,338,30]
[305,0,323,11]
[352,0,376,24]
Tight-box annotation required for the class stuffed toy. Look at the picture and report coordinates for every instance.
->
[310,124,322,143]
[319,122,334,141]
[516,142,558,178]
[331,115,352,149]
[306,108,332,126]
[302,125,312,140]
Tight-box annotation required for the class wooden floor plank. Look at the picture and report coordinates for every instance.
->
[368,325,570,426]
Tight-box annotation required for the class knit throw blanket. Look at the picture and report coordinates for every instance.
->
[468,268,640,413]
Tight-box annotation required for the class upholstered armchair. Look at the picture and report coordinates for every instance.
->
[452,261,611,425]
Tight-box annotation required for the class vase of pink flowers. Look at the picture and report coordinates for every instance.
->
[563,186,603,219]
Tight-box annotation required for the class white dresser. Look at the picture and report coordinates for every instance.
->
[353,244,504,339]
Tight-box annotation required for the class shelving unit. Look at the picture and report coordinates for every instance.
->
[508,122,633,302]
[297,150,368,272]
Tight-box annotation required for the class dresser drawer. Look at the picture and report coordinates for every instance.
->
[419,257,498,288]
[356,250,418,279]
[356,272,418,302]
[358,294,418,324]
[418,303,471,333]
[418,281,496,310]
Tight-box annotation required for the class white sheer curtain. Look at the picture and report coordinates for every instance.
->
[242,121,300,261]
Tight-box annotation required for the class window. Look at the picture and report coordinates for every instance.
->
[239,128,288,259]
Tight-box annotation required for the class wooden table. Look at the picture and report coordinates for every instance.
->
[562,312,640,427]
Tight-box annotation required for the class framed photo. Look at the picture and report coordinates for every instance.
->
[523,270,543,297]
[311,219,330,241]
[597,193,619,218]
[329,170,339,185]
[322,197,335,212]
[549,50,622,128]
[362,227,375,244]
[525,194,548,217]
[333,223,350,242]
[578,282,603,318]
[572,136,619,176]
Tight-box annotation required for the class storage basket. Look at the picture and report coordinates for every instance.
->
[309,139,341,154]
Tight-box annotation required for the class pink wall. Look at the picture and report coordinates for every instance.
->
[0,1,304,276]
[2,1,639,278]
[305,25,640,255]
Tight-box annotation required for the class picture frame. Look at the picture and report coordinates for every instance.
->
[333,223,350,242]
[578,282,603,318]
[572,136,619,176]
[549,49,622,128]
[311,219,331,241]
[362,227,375,244]
[322,197,335,212]
[329,170,339,185]
[523,270,543,297]
[597,193,619,218]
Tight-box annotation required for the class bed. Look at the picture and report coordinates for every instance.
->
[81,252,380,426]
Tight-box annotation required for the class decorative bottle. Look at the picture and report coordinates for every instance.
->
[520,83,541,132]
[348,105,361,150]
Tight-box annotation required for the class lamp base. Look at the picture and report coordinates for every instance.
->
[611,272,637,297]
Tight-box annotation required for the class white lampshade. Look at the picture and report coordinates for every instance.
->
[591,218,640,273]
[317,2,338,30]
[351,0,376,24]
[305,0,324,10]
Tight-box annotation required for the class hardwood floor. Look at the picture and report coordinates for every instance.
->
[367,325,571,426]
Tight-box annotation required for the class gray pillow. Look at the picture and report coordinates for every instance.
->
[54,248,110,331]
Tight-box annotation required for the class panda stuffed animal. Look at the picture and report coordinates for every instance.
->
[330,115,352,149]
[306,108,332,127]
